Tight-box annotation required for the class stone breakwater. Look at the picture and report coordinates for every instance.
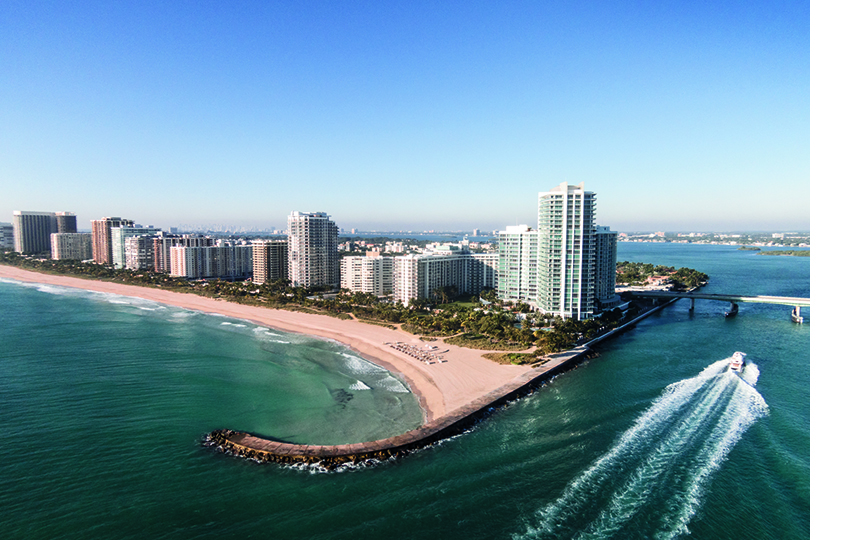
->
[204,302,676,470]
[205,346,595,470]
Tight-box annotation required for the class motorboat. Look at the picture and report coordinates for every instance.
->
[729,351,746,372]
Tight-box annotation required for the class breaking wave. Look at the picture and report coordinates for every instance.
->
[349,380,371,391]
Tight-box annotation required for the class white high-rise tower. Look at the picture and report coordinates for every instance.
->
[287,212,339,288]
[536,183,597,319]
[498,182,616,320]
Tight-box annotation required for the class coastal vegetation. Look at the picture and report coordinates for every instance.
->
[1,251,682,362]
[738,246,808,257]
[481,352,541,366]
[758,250,809,257]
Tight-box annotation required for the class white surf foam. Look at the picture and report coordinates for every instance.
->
[373,378,410,393]
[340,352,388,375]
[349,380,371,391]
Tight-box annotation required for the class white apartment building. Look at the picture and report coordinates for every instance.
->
[50,232,93,260]
[340,254,394,296]
[384,241,406,253]
[170,243,253,280]
[287,211,339,288]
[392,245,498,306]
[124,235,157,270]
[497,225,539,304]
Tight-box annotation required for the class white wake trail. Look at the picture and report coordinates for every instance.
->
[516,358,768,540]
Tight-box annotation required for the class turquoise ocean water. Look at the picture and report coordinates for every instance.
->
[0,243,809,539]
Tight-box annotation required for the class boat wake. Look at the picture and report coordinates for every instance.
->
[515,357,768,540]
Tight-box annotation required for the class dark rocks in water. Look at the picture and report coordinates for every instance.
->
[330,388,353,408]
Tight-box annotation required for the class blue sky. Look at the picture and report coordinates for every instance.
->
[1,1,809,232]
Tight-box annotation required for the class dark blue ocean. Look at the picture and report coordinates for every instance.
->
[0,243,809,539]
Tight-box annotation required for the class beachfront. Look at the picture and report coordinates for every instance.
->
[0,265,531,422]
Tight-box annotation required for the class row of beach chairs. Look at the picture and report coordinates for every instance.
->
[385,342,446,364]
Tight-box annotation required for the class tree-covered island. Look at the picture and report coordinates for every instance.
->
[616,261,709,290]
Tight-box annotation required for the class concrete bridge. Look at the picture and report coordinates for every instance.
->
[626,291,810,320]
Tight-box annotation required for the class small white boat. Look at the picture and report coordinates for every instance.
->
[729,352,746,372]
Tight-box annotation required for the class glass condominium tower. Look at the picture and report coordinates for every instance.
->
[536,182,596,320]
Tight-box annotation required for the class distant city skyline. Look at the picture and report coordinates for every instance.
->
[1,2,810,232]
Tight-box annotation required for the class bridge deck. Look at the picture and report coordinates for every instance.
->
[627,291,810,307]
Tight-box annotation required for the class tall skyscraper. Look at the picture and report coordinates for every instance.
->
[498,183,616,320]
[252,239,288,285]
[91,217,134,265]
[536,183,596,320]
[287,212,339,288]
[12,211,57,254]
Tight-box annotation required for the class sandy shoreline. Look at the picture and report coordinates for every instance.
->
[0,265,532,422]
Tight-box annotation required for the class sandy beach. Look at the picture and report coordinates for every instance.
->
[0,265,532,422]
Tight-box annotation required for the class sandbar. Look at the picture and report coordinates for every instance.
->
[0,265,532,422]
